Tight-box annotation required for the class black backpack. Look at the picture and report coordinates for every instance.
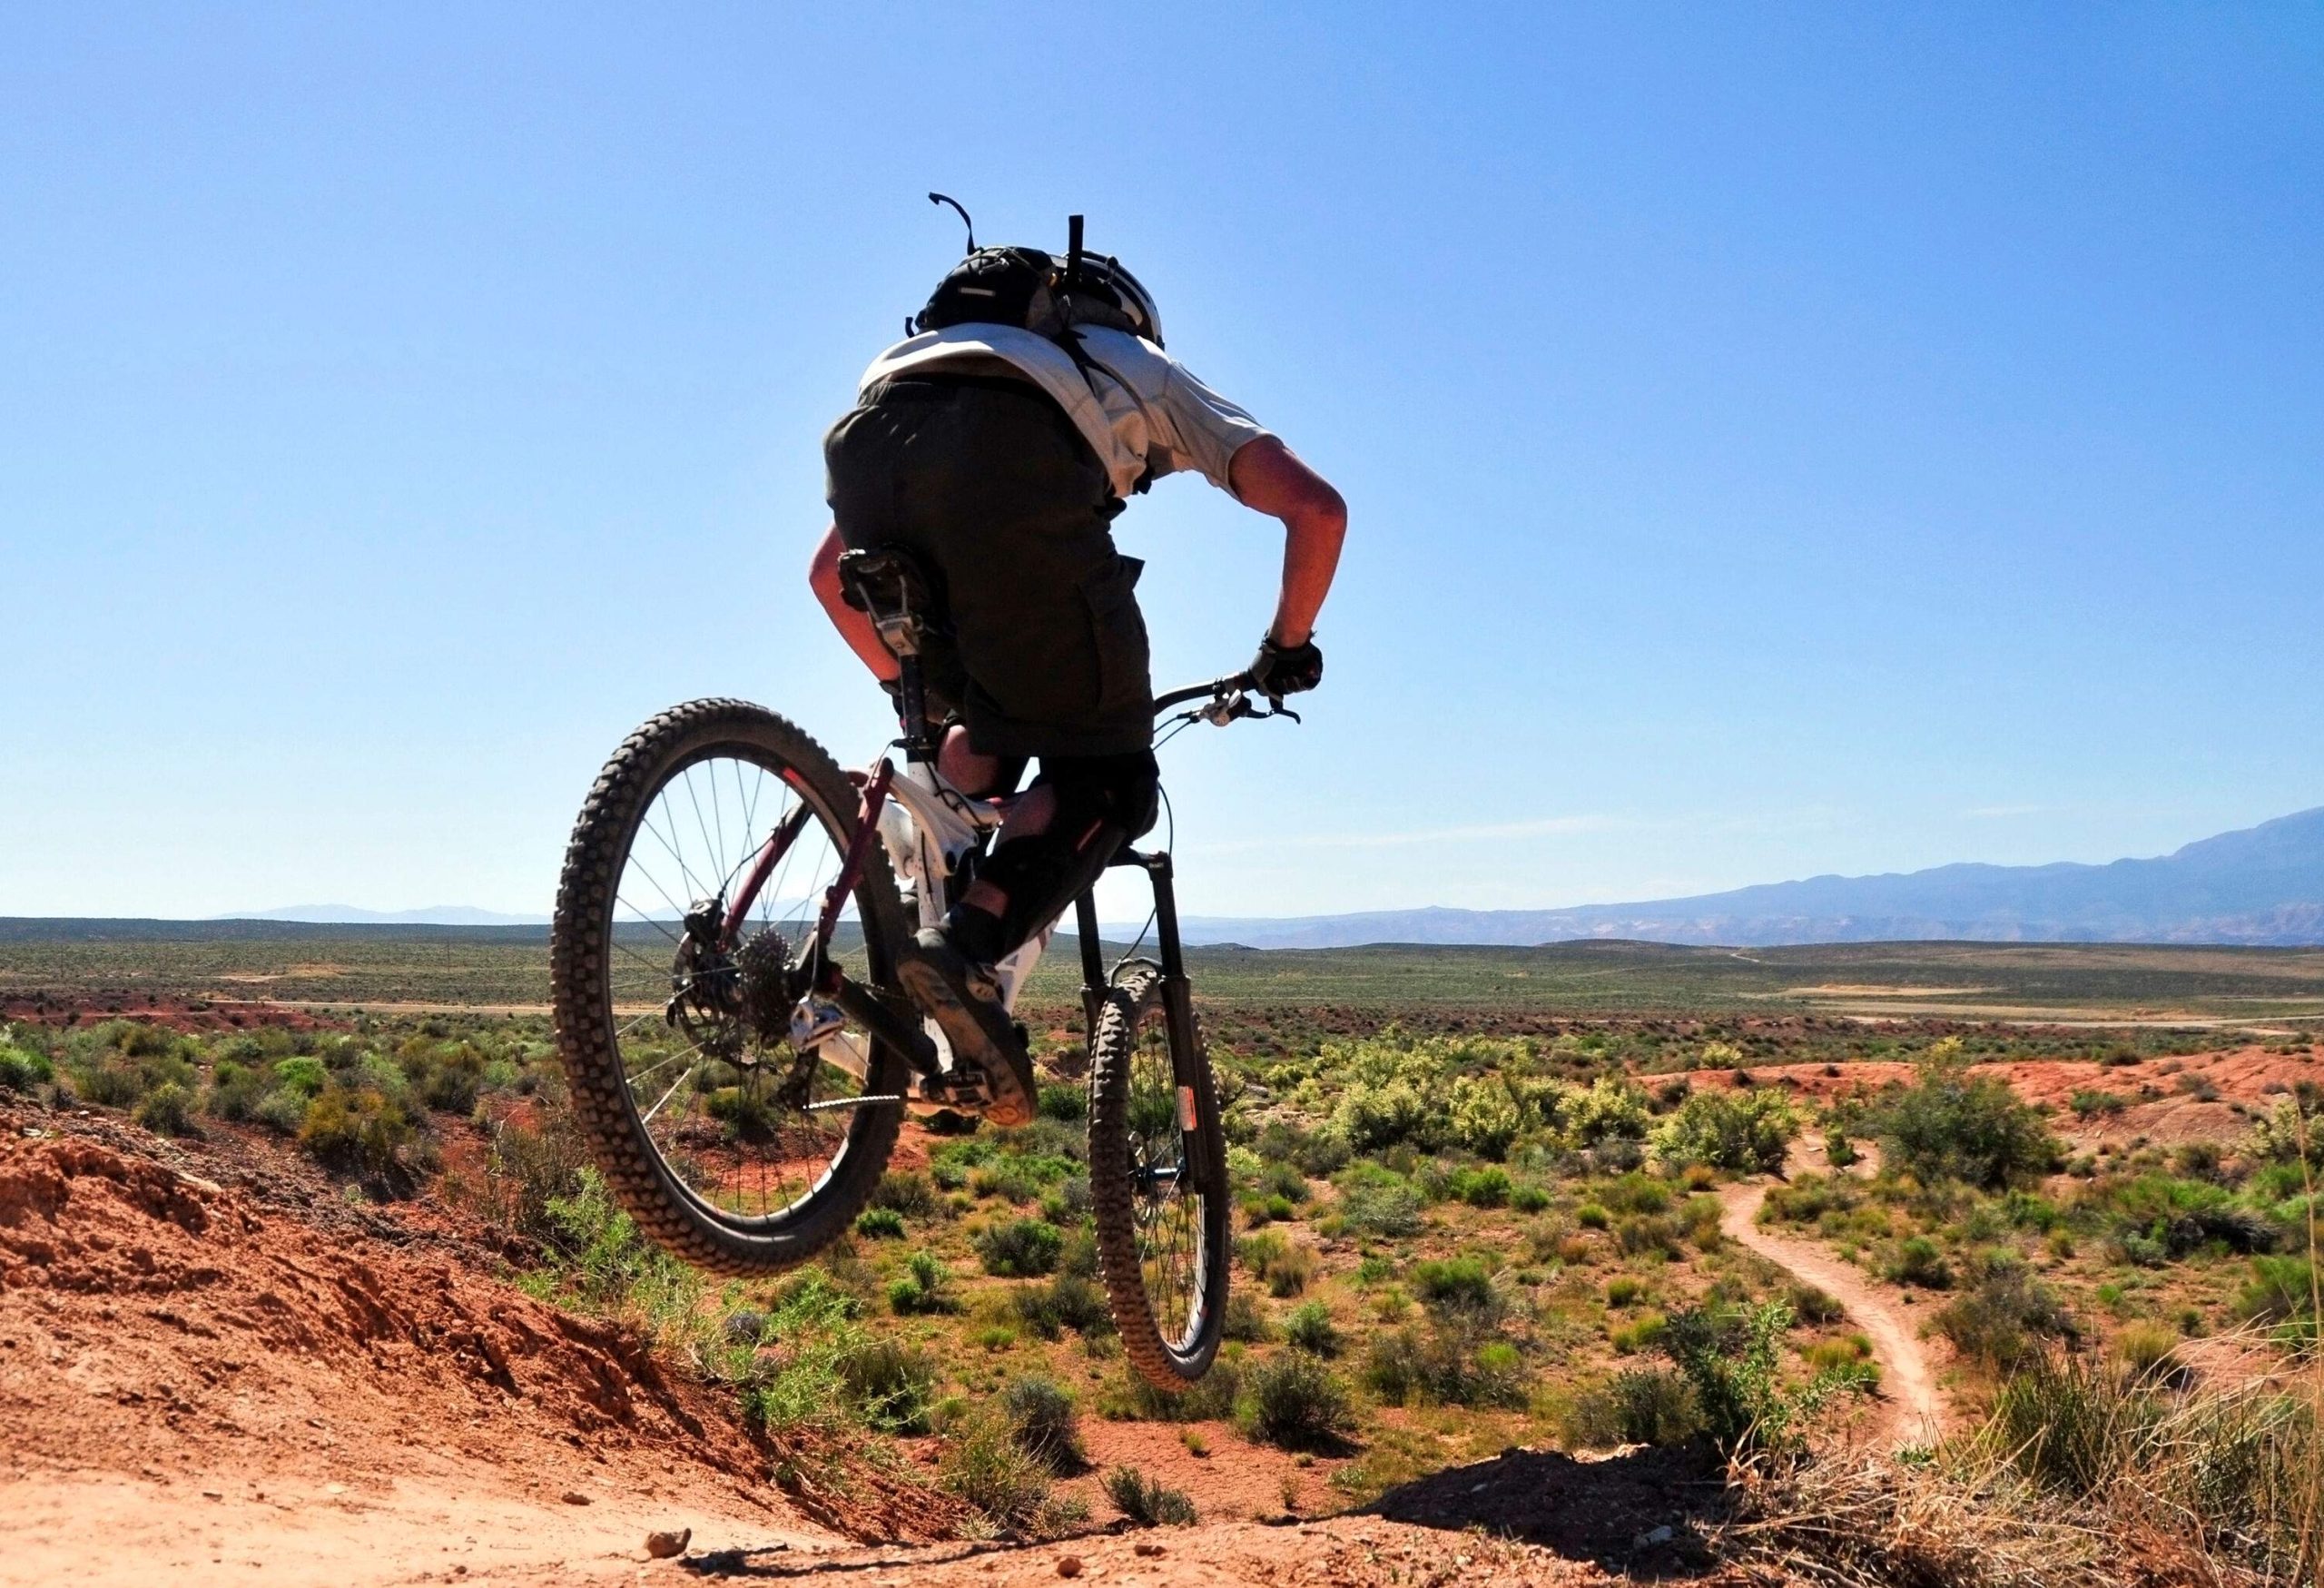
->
[910,213,1137,343]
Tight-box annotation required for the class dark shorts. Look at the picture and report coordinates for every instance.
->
[824,374,1153,759]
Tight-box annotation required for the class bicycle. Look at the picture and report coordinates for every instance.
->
[547,547,1298,1388]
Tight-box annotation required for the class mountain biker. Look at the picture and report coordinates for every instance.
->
[808,219,1346,1127]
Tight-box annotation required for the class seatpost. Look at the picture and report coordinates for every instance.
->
[896,653,936,764]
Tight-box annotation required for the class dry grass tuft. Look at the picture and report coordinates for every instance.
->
[1720,1353,2324,1588]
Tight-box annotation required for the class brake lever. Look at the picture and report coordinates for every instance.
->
[1211,691,1300,725]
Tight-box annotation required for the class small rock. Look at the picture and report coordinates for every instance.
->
[645,1528,691,1559]
[562,1491,594,1506]
[1055,1557,1083,1579]
[1632,1524,1674,1548]
[1133,1542,1166,1557]
[201,1489,223,1501]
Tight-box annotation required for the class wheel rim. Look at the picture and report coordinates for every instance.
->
[1124,1005,1209,1353]
[598,746,889,1227]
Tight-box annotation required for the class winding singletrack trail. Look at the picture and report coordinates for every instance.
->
[1719,1165,1945,1448]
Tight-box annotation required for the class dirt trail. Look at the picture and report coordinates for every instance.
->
[1718,1160,1945,1448]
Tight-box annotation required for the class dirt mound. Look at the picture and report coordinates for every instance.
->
[0,1108,963,1584]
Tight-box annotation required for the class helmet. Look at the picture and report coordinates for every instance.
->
[1072,254,1163,349]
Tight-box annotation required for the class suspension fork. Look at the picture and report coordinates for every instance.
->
[1102,848,1216,1182]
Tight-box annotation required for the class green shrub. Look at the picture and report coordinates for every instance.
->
[1650,1087,1799,1173]
[1037,1081,1086,1122]
[1661,1300,1872,1455]
[1607,1275,1645,1307]
[1877,1043,2058,1189]
[1283,1299,1342,1356]
[1562,1075,1651,1146]
[872,1170,944,1219]
[1103,1465,1198,1526]
[1610,1311,1668,1355]
[203,1060,265,1120]
[297,1084,415,1175]
[1333,1165,1423,1238]
[1451,1166,1512,1207]
[840,1338,939,1434]
[1787,1282,1845,1326]
[2112,1322,2182,1380]
[133,1081,197,1137]
[1511,1182,1551,1214]
[1013,1272,1113,1339]
[1237,1231,1319,1297]
[888,1250,960,1315]
[942,1415,1062,1535]
[1222,1288,1274,1342]
[1362,1324,1529,1408]
[1241,1353,1355,1450]
[1102,1356,1242,1423]
[1413,1257,1494,1313]
[1447,1075,1526,1159]
[0,1043,54,1093]
[272,1055,329,1096]
[975,1218,1064,1277]
[854,1206,906,1239]
[1002,1375,1086,1472]
[1561,1366,1701,1448]
[2237,1257,2319,1347]
[1932,1258,2076,1371]
[1886,1236,1955,1289]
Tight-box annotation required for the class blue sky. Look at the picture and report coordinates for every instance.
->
[3,5,2319,922]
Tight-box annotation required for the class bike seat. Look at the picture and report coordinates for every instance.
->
[837,546,948,659]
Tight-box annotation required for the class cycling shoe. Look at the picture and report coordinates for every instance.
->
[895,928,1037,1128]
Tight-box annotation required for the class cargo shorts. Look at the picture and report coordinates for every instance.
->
[823,373,1155,759]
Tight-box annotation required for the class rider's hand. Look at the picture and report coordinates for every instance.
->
[1248,632,1324,698]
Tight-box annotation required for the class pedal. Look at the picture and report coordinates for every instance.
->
[788,994,846,1051]
[911,1065,993,1114]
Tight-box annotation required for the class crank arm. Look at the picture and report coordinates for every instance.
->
[826,974,941,1077]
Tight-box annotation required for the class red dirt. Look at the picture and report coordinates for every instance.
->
[0,1106,963,1587]
[1697,1043,2322,1147]
[2,992,345,1033]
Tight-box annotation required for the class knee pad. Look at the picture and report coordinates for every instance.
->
[970,753,1158,952]
[1039,750,1160,843]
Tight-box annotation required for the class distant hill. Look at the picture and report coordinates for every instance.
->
[1174,806,2324,949]
[222,905,552,927]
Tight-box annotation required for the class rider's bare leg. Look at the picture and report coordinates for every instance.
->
[936,725,1015,799]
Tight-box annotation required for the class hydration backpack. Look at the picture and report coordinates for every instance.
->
[910,209,1144,345]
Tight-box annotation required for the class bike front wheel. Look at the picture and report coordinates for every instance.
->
[1087,963,1230,1388]
[549,697,912,1275]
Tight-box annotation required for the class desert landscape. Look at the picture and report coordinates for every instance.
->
[5,926,2319,1586]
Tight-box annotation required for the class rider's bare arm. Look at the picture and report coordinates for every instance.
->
[809,524,901,684]
[1227,436,1346,647]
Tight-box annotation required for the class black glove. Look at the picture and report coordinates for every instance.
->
[1248,632,1324,698]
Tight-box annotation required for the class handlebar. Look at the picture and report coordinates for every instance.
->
[1152,672,1257,714]
[1152,670,1301,728]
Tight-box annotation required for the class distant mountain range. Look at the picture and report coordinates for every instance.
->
[1173,806,2324,950]
[222,904,551,927]
[211,806,2324,951]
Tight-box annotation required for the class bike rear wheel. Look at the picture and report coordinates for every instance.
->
[549,697,912,1275]
[1087,963,1230,1388]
